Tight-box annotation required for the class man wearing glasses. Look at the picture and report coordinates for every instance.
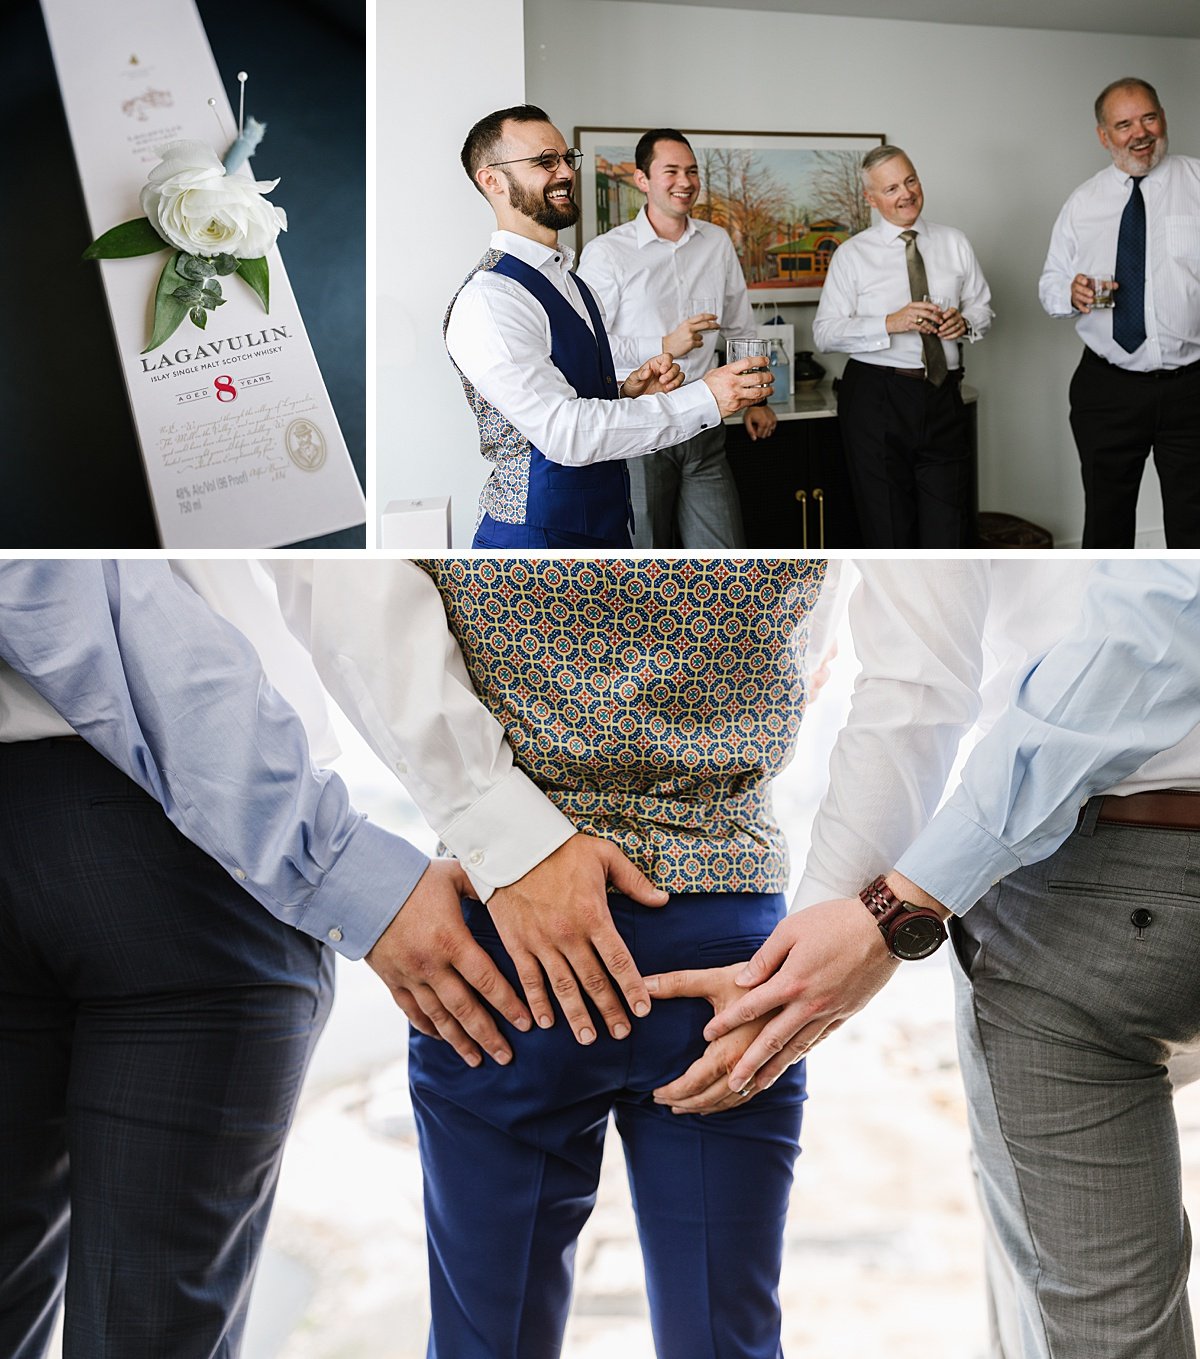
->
[448,105,766,548]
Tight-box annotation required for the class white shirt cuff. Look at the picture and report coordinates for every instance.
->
[438,766,578,900]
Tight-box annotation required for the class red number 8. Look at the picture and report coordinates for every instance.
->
[215,375,237,403]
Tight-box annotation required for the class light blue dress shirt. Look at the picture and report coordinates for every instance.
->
[0,560,429,959]
[897,561,1200,914]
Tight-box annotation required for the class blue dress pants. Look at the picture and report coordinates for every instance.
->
[0,740,334,1359]
[409,892,806,1359]
[472,513,631,550]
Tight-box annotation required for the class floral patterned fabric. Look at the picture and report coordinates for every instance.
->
[443,250,533,528]
[419,558,828,893]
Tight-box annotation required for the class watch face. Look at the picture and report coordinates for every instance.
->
[891,914,946,961]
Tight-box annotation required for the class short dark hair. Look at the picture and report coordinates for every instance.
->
[634,128,693,177]
[1094,78,1161,126]
[461,104,552,194]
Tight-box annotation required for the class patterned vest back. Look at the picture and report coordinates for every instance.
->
[444,251,631,544]
[420,559,828,894]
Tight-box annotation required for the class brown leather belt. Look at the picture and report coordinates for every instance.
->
[1089,789,1200,831]
[856,362,963,382]
[1082,347,1200,381]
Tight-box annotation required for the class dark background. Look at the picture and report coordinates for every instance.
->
[0,0,365,548]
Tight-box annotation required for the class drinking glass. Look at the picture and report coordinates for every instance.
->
[1088,275,1115,309]
[726,338,772,404]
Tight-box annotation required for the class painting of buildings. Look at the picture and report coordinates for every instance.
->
[576,128,884,301]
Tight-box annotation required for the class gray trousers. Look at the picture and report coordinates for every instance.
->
[952,799,1199,1359]
[629,424,746,549]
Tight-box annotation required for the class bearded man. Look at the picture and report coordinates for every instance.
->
[447,104,766,548]
[1039,77,1200,547]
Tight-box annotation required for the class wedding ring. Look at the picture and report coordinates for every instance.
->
[738,1083,755,1098]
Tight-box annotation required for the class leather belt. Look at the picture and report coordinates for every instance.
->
[850,360,963,383]
[1082,347,1200,381]
[1088,789,1200,831]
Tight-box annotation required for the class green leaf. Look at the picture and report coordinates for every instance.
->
[190,307,208,330]
[83,217,169,260]
[212,253,239,277]
[236,256,269,311]
[142,254,191,353]
[177,254,216,281]
[171,284,202,305]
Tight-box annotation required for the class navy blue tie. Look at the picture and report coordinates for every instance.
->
[1113,176,1147,353]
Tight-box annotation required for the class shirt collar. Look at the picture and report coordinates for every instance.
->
[491,229,576,272]
[1108,153,1171,190]
[633,204,697,248]
[879,215,927,244]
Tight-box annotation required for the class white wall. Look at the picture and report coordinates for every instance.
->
[378,0,524,547]
[524,0,1200,547]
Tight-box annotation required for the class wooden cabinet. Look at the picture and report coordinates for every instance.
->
[724,384,978,549]
[725,406,861,548]
[724,388,861,548]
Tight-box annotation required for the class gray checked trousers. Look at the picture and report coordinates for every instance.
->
[629,424,746,550]
[951,798,1200,1359]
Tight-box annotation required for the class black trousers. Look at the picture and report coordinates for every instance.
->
[1070,347,1200,549]
[0,740,334,1359]
[837,359,971,548]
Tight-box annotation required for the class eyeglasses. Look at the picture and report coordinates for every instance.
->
[487,148,583,174]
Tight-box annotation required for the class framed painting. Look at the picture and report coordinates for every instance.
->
[574,126,886,303]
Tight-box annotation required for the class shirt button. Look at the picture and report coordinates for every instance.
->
[468,850,485,866]
[328,926,344,943]
[395,758,408,774]
[233,868,247,881]
[1130,908,1154,929]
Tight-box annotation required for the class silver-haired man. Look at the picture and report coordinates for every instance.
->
[814,145,993,548]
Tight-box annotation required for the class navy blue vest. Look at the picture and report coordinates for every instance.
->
[479,255,632,548]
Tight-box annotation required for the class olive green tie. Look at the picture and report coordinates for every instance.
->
[900,229,948,387]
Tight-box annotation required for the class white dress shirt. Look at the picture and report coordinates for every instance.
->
[444,229,721,466]
[268,561,579,902]
[267,560,847,902]
[813,217,994,370]
[577,208,757,383]
[798,561,1200,912]
[1039,154,1200,371]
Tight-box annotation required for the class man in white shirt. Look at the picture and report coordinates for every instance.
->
[814,145,993,547]
[1039,77,1200,548]
[578,128,776,548]
[447,105,768,548]
[652,560,1200,1359]
[269,558,838,1357]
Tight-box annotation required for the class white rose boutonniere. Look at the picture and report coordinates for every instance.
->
[84,138,287,352]
[140,140,287,259]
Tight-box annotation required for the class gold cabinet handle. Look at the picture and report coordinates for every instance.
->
[794,488,807,549]
[813,487,825,548]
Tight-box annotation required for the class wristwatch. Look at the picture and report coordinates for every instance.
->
[859,875,947,961]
